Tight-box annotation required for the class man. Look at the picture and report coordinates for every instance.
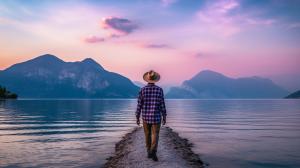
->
[135,70,167,162]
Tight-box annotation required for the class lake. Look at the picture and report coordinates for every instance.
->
[0,99,300,168]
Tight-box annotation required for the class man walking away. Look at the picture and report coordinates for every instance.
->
[135,70,167,162]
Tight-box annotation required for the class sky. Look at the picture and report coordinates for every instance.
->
[0,0,299,91]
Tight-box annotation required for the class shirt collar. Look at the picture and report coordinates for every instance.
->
[147,83,155,86]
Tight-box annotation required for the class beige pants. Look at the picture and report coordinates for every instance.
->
[143,121,161,153]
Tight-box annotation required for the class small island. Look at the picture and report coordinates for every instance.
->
[285,90,300,99]
[0,85,18,99]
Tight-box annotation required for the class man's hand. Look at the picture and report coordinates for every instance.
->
[136,119,140,126]
[162,117,166,125]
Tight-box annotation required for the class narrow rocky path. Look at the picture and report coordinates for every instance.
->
[103,126,204,168]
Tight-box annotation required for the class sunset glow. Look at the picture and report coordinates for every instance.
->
[0,0,299,89]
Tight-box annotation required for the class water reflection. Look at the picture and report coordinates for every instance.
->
[167,99,300,168]
[0,99,136,168]
[0,99,300,168]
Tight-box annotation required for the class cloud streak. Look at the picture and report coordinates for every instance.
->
[143,43,171,49]
[84,36,105,43]
[288,22,300,29]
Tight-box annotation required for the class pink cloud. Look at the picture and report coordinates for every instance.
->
[84,36,105,43]
[197,0,241,36]
[197,0,276,36]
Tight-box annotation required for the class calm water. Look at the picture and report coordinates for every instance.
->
[0,99,300,168]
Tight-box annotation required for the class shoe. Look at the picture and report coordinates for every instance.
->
[147,152,152,158]
[152,153,158,161]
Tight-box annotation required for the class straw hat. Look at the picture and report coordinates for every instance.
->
[143,70,160,83]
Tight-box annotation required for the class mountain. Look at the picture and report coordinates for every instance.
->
[166,70,289,99]
[285,90,300,99]
[0,54,139,98]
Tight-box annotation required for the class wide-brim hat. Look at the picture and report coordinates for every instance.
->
[143,70,160,83]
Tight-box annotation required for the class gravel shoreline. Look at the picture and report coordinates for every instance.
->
[103,126,205,168]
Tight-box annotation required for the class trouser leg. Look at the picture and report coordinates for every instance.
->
[143,121,152,153]
[150,123,161,153]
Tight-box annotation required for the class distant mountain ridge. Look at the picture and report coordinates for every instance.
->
[0,54,139,98]
[285,90,300,99]
[166,70,289,99]
[0,55,290,99]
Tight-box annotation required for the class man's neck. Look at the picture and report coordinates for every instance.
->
[147,83,155,85]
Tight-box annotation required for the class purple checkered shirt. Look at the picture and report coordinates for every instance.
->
[135,83,167,124]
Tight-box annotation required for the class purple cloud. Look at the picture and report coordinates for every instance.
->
[101,17,138,34]
[84,36,105,43]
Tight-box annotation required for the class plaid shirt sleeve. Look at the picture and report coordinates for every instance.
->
[135,89,143,119]
[160,89,167,118]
